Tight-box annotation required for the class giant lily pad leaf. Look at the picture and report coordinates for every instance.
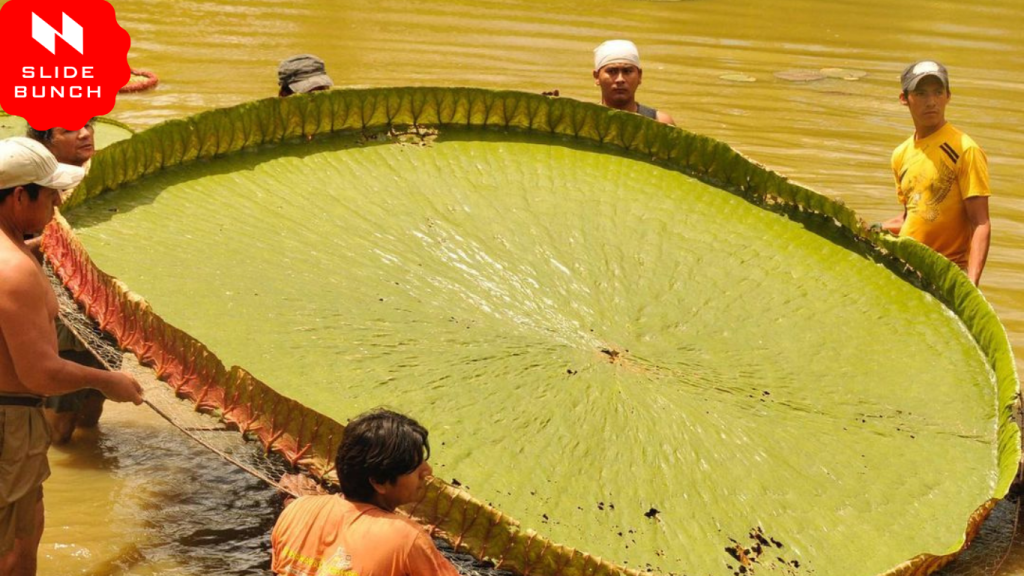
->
[47,89,1019,576]
[0,112,134,149]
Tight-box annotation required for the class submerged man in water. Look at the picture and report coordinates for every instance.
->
[876,61,991,286]
[26,121,106,444]
[0,137,143,575]
[278,54,335,97]
[271,409,459,576]
[593,40,675,126]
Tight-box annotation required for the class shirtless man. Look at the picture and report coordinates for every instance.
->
[593,39,675,125]
[26,121,106,443]
[0,137,143,575]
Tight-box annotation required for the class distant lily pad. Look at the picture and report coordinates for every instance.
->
[821,67,868,81]
[773,69,826,82]
[719,73,757,83]
[120,69,159,94]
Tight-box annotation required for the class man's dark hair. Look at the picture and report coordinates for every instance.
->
[26,119,95,143]
[336,409,430,503]
[25,127,55,143]
[0,183,42,203]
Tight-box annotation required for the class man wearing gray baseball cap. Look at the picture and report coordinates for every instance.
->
[875,61,991,286]
[0,137,143,573]
[278,54,334,97]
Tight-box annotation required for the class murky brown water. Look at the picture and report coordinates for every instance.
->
[42,403,279,575]
[8,0,1022,573]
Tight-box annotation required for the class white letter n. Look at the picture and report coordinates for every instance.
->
[31,13,84,55]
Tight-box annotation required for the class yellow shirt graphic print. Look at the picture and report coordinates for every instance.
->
[891,123,990,268]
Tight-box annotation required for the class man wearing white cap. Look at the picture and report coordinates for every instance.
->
[876,61,991,286]
[593,40,674,126]
[0,137,143,574]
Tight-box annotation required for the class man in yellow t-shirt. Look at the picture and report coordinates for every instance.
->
[271,409,459,576]
[878,61,991,286]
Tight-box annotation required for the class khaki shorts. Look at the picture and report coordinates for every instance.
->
[0,406,51,556]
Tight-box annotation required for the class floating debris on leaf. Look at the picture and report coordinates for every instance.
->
[723,527,803,575]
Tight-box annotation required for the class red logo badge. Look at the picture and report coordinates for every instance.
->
[0,0,130,131]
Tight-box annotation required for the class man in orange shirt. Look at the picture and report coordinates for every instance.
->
[271,409,459,576]
[877,61,991,286]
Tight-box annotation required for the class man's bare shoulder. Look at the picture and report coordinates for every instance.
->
[0,240,45,303]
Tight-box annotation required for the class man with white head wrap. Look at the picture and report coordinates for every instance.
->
[593,40,674,125]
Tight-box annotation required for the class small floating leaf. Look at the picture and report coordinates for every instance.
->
[821,67,868,80]
[719,73,757,83]
[773,69,826,82]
